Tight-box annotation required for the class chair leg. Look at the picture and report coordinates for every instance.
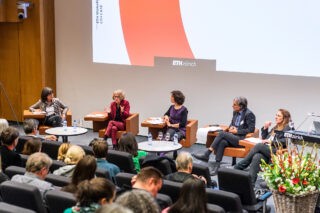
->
[232,157,237,166]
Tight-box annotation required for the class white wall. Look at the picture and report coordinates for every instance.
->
[55,0,320,136]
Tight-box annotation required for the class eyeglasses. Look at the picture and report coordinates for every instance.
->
[113,96,120,99]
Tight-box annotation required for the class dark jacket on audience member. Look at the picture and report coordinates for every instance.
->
[1,145,22,171]
[165,172,194,183]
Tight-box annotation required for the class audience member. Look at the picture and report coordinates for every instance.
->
[21,138,42,155]
[62,155,97,193]
[193,96,256,175]
[96,203,132,213]
[118,132,147,172]
[1,127,22,171]
[116,190,160,213]
[163,178,208,213]
[29,87,68,127]
[166,152,206,185]
[53,145,85,177]
[64,178,116,213]
[103,89,130,150]
[235,109,291,186]
[11,152,54,196]
[57,143,71,161]
[132,166,163,198]
[0,118,9,134]
[91,138,120,180]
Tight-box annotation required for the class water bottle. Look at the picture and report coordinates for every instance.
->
[73,119,77,132]
[63,120,67,131]
[148,132,153,145]
[173,133,178,145]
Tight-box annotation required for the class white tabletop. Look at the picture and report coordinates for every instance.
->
[45,127,88,136]
[138,140,182,153]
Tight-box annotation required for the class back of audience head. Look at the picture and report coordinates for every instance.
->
[118,132,138,156]
[116,190,160,213]
[134,166,163,197]
[92,138,108,158]
[64,145,85,165]
[57,143,72,161]
[23,119,39,134]
[26,152,52,180]
[0,118,9,134]
[1,127,19,147]
[169,178,207,213]
[96,203,133,213]
[72,155,97,186]
[175,152,193,172]
[76,177,116,207]
[21,138,42,155]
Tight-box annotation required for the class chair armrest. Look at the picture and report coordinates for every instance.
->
[186,119,198,145]
[125,113,139,135]
[245,128,259,138]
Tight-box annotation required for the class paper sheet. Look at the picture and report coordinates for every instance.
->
[196,126,222,144]
[244,137,263,144]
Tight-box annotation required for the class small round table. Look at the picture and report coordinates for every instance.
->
[45,127,88,142]
[138,140,182,153]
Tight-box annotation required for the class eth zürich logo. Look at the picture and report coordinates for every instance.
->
[172,59,197,67]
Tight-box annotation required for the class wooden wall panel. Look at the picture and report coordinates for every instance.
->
[0,0,19,22]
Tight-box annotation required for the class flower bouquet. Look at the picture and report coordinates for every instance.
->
[260,144,320,212]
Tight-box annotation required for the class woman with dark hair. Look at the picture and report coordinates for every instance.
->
[235,109,291,186]
[104,89,130,150]
[21,138,42,155]
[29,87,68,127]
[118,132,147,172]
[163,177,208,213]
[163,90,188,141]
[64,178,116,213]
[62,155,97,193]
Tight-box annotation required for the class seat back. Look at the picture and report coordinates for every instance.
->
[115,172,135,188]
[45,174,70,187]
[95,168,112,181]
[107,150,136,174]
[141,156,174,176]
[218,168,257,206]
[207,203,226,213]
[159,180,183,203]
[5,166,25,179]
[192,163,212,188]
[45,189,76,213]
[41,141,62,160]
[49,160,66,173]
[0,181,47,213]
[0,202,36,213]
[206,188,243,213]
[79,145,94,156]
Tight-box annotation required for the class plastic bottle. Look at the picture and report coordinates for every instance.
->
[63,120,67,131]
[173,133,178,145]
[148,132,153,145]
[73,119,77,132]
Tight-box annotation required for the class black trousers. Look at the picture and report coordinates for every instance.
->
[210,131,240,162]
[44,115,62,127]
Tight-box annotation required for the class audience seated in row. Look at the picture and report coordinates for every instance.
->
[11,152,55,197]
[91,138,120,180]
[53,145,85,177]
[1,127,22,171]
[61,155,97,193]
[64,178,116,213]
[118,132,147,172]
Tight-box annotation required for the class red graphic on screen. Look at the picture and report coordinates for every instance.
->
[119,0,194,66]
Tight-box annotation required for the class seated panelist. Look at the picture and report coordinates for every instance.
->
[193,96,256,175]
[29,87,68,127]
[104,89,130,149]
[234,109,291,186]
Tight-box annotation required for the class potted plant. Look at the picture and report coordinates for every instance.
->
[260,144,320,213]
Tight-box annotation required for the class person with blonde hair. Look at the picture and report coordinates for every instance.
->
[104,89,130,149]
[0,118,9,134]
[53,145,85,177]
[57,143,72,161]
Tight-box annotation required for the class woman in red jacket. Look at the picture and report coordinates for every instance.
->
[104,89,130,149]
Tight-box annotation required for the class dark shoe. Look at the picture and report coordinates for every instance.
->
[192,152,210,162]
[209,162,220,176]
[259,181,269,189]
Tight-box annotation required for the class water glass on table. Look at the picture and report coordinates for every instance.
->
[158,131,163,141]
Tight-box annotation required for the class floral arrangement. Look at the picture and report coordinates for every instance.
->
[260,144,320,196]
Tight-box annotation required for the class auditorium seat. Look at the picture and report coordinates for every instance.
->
[98,113,139,138]
[107,150,136,174]
[0,202,36,213]
[45,190,76,213]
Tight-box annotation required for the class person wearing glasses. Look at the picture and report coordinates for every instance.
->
[104,89,130,150]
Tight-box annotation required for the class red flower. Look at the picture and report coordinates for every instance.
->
[302,180,308,185]
[278,185,286,193]
[292,178,300,185]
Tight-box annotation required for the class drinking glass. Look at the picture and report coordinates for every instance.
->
[165,132,171,141]
[158,131,163,141]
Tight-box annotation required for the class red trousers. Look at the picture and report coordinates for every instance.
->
[105,120,125,145]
